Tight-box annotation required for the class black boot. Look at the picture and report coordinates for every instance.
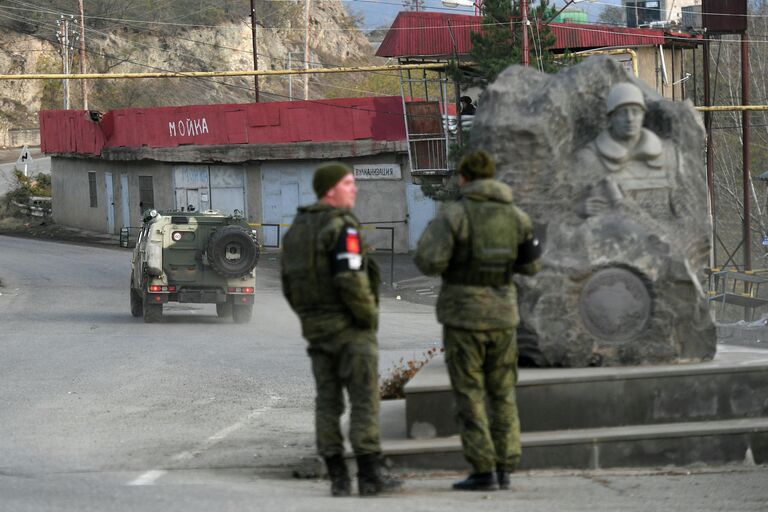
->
[324,455,351,497]
[496,469,511,490]
[356,454,403,496]
[452,472,496,491]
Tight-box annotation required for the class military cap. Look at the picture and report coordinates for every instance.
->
[458,149,495,181]
[313,162,352,198]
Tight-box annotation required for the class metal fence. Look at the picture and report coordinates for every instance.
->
[251,221,400,287]
[119,227,141,248]
[365,225,395,287]
[12,196,51,218]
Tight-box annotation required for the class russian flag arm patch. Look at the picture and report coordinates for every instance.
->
[331,226,363,273]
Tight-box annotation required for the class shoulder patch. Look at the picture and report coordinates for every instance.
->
[332,226,363,273]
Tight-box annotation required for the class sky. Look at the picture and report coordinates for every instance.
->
[341,0,620,31]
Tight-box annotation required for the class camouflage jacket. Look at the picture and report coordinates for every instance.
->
[281,203,379,342]
[414,179,540,331]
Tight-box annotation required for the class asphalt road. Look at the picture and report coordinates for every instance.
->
[0,235,766,511]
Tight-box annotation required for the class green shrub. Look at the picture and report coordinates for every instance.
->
[6,171,51,204]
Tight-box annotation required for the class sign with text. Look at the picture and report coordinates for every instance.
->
[353,164,402,180]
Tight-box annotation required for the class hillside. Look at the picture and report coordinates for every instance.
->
[0,0,375,144]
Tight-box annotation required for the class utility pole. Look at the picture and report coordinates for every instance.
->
[304,0,311,100]
[742,32,751,270]
[250,0,260,102]
[288,52,293,101]
[521,0,529,67]
[703,39,715,268]
[78,0,88,110]
[56,15,76,109]
[61,19,69,109]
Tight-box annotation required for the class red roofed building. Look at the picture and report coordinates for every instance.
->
[39,96,436,252]
[376,11,701,101]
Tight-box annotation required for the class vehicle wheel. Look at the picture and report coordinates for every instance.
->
[130,287,143,317]
[232,304,253,324]
[216,302,233,318]
[143,302,163,323]
[207,225,260,278]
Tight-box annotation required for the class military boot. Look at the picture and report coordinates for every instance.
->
[452,472,496,491]
[324,454,351,497]
[356,453,403,496]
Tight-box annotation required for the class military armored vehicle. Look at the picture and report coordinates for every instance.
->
[130,209,260,323]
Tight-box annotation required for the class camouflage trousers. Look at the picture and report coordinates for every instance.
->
[443,326,520,473]
[307,327,381,458]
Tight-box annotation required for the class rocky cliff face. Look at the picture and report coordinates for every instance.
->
[0,1,372,145]
[0,33,56,134]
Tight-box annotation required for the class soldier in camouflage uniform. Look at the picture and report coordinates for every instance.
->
[414,150,541,491]
[281,163,401,497]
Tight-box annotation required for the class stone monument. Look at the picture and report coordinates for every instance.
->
[470,57,716,367]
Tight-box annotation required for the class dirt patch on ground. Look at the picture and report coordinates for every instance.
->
[0,216,118,246]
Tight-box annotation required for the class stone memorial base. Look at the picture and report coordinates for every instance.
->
[366,347,768,470]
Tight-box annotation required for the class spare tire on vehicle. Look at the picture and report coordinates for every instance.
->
[207,225,260,277]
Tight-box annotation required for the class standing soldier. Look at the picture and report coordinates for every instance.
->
[280,163,401,497]
[414,149,541,491]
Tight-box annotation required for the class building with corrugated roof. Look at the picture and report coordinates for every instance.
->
[39,96,436,253]
[377,11,701,100]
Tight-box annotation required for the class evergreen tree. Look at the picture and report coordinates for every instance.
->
[432,0,560,199]
[455,0,559,88]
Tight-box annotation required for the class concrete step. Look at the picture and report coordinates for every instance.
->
[379,399,768,470]
[404,345,768,438]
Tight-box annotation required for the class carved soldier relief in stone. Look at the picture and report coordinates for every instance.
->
[470,57,715,367]
[576,82,678,224]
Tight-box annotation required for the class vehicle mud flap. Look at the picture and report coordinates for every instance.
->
[232,304,253,324]
[207,225,260,278]
[217,302,233,318]
[130,277,143,318]
[143,301,163,323]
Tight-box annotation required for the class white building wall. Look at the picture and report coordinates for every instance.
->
[260,154,432,253]
[49,150,426,253]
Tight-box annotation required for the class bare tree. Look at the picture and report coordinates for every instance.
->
[402,0,425,12]
[704,16,768,270]
[598,5,626,26]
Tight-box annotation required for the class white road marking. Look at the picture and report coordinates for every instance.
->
[128,469,167,486]
[127,398,280,486]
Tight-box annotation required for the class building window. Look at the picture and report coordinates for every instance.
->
[139,175,154,214]
[88,172,97,207]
